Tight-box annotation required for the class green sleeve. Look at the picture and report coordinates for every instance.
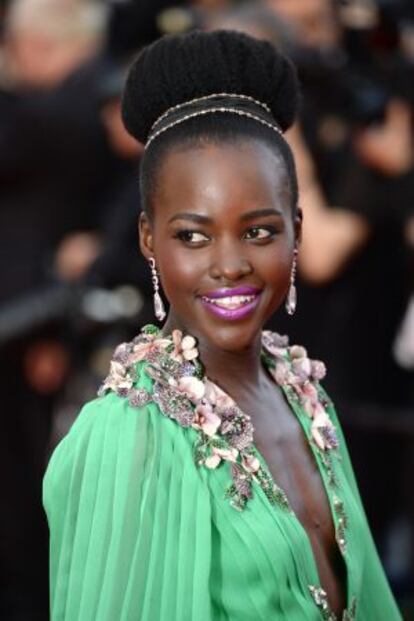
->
[324,395,402,620]
[43,385,213,621]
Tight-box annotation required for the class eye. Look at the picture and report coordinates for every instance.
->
[244,226,277,241]
[175,230,210,245]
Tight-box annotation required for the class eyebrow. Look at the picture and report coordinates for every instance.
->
[240,208,283,221]
[168,213,212,224]
[168,208,283,225]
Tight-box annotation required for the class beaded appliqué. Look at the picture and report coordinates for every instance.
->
[99,326,341,515]
[261,331,350,558]
[309,586,357,621]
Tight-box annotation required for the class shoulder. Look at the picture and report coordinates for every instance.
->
[262,330,342,450]
[262,330,327,383]
[43,331,193,510]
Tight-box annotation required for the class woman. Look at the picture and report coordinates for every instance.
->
[43,31,402,620]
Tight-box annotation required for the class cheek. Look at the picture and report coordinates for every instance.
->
[156,242,204,302]
[254,243,292,284]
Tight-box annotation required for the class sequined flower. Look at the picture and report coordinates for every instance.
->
[311,406,338,450]
[171,330,199,362]
[193,403,221,437]
[289,344,308,359]
[311,359,326,381]
[178,375,205,401]
[292,357,312,381]
[130,338,170,363]
[98,324,340,514]
[273,360,292,385]
[100,360,134,396]
[181,335,198,360]
[242,454,261,473]
[213,385,237,410]
[262,330,289,356]
[205,445,238,469]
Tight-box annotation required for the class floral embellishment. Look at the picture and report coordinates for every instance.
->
[309,585,337,621]
[193,403,221,437]
[98,325,341,514]
[178,375,205,401]
[262,330,338,453]
[309,586,357,621]
[98,359,134,398]
[333,496,348,555]
[171,330,199,361]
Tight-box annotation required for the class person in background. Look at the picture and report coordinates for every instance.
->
[0,1,118,618]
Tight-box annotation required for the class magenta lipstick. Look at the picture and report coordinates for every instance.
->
[199,286,262,321]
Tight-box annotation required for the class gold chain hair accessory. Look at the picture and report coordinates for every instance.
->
[145,92,283,149]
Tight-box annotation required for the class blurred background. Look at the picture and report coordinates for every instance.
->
[0,0,412,618]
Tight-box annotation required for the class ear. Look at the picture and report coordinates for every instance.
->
[139,211,154,261]
[294,207,303,246]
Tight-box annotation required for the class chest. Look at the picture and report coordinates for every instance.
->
[239,387,347,616]
[252,392,334,542]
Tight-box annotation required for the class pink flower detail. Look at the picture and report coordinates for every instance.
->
[312,426,326,450]
[131,339,170,363]
[262,330,289,356]
[311,406,335,450]
[181,335,198,360]
[312,406,331,428]
[171,330,199,362]
[193,403,221,437]
[205,445,238,469]
[302,381,318,400]
[178,376,205,401]
[203,379,218,405]
[292,357,312,381]
[215,446,238,462]
[103,360,134,393]
[302,396,315,418]
[311,360,326,381]
[205,454,221,469]
[211,383,236,409]
[290,345,308,359]
[274,361,291,385]
[242,454,261,473]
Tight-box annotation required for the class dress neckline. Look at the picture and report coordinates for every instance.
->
[98,324,356,620]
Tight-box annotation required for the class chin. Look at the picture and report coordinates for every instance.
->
[201,320,265,353]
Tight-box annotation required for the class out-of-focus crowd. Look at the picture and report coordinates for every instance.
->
[0,0,413,618]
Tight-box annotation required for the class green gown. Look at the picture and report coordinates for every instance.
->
[43,328,402,620]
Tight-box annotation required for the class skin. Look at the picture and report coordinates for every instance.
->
[140,139,346,616]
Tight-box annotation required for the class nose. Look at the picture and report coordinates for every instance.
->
[209,238,253,282]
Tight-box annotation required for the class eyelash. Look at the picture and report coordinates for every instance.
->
[174,226,278,245]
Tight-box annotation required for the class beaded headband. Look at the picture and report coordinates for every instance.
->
[145,92,284,149]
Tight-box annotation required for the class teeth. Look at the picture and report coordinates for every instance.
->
[203,295,255,309]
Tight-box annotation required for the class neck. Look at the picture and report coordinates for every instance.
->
[162,313,265,393]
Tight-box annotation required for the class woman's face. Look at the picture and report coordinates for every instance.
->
[140,139,301,353]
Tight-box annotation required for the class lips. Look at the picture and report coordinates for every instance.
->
[199,286,262,321]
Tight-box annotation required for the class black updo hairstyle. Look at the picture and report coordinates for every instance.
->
[122,30,300,217]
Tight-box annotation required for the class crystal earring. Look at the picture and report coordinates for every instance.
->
[148,257,166,322]
[285,248,298,316]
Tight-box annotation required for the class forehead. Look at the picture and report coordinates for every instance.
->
[153,139,291,220]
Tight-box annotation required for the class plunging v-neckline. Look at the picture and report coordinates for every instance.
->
[207,367,350,620]
[99,325,353,619]
[251,380,350,619]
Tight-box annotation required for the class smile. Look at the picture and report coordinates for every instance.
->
[201,294,255,309]
[199,287,262,321]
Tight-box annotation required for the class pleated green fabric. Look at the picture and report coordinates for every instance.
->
[44,359,402,621]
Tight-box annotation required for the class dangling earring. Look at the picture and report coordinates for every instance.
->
[285,247,298,316]
[148,257,166,322]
